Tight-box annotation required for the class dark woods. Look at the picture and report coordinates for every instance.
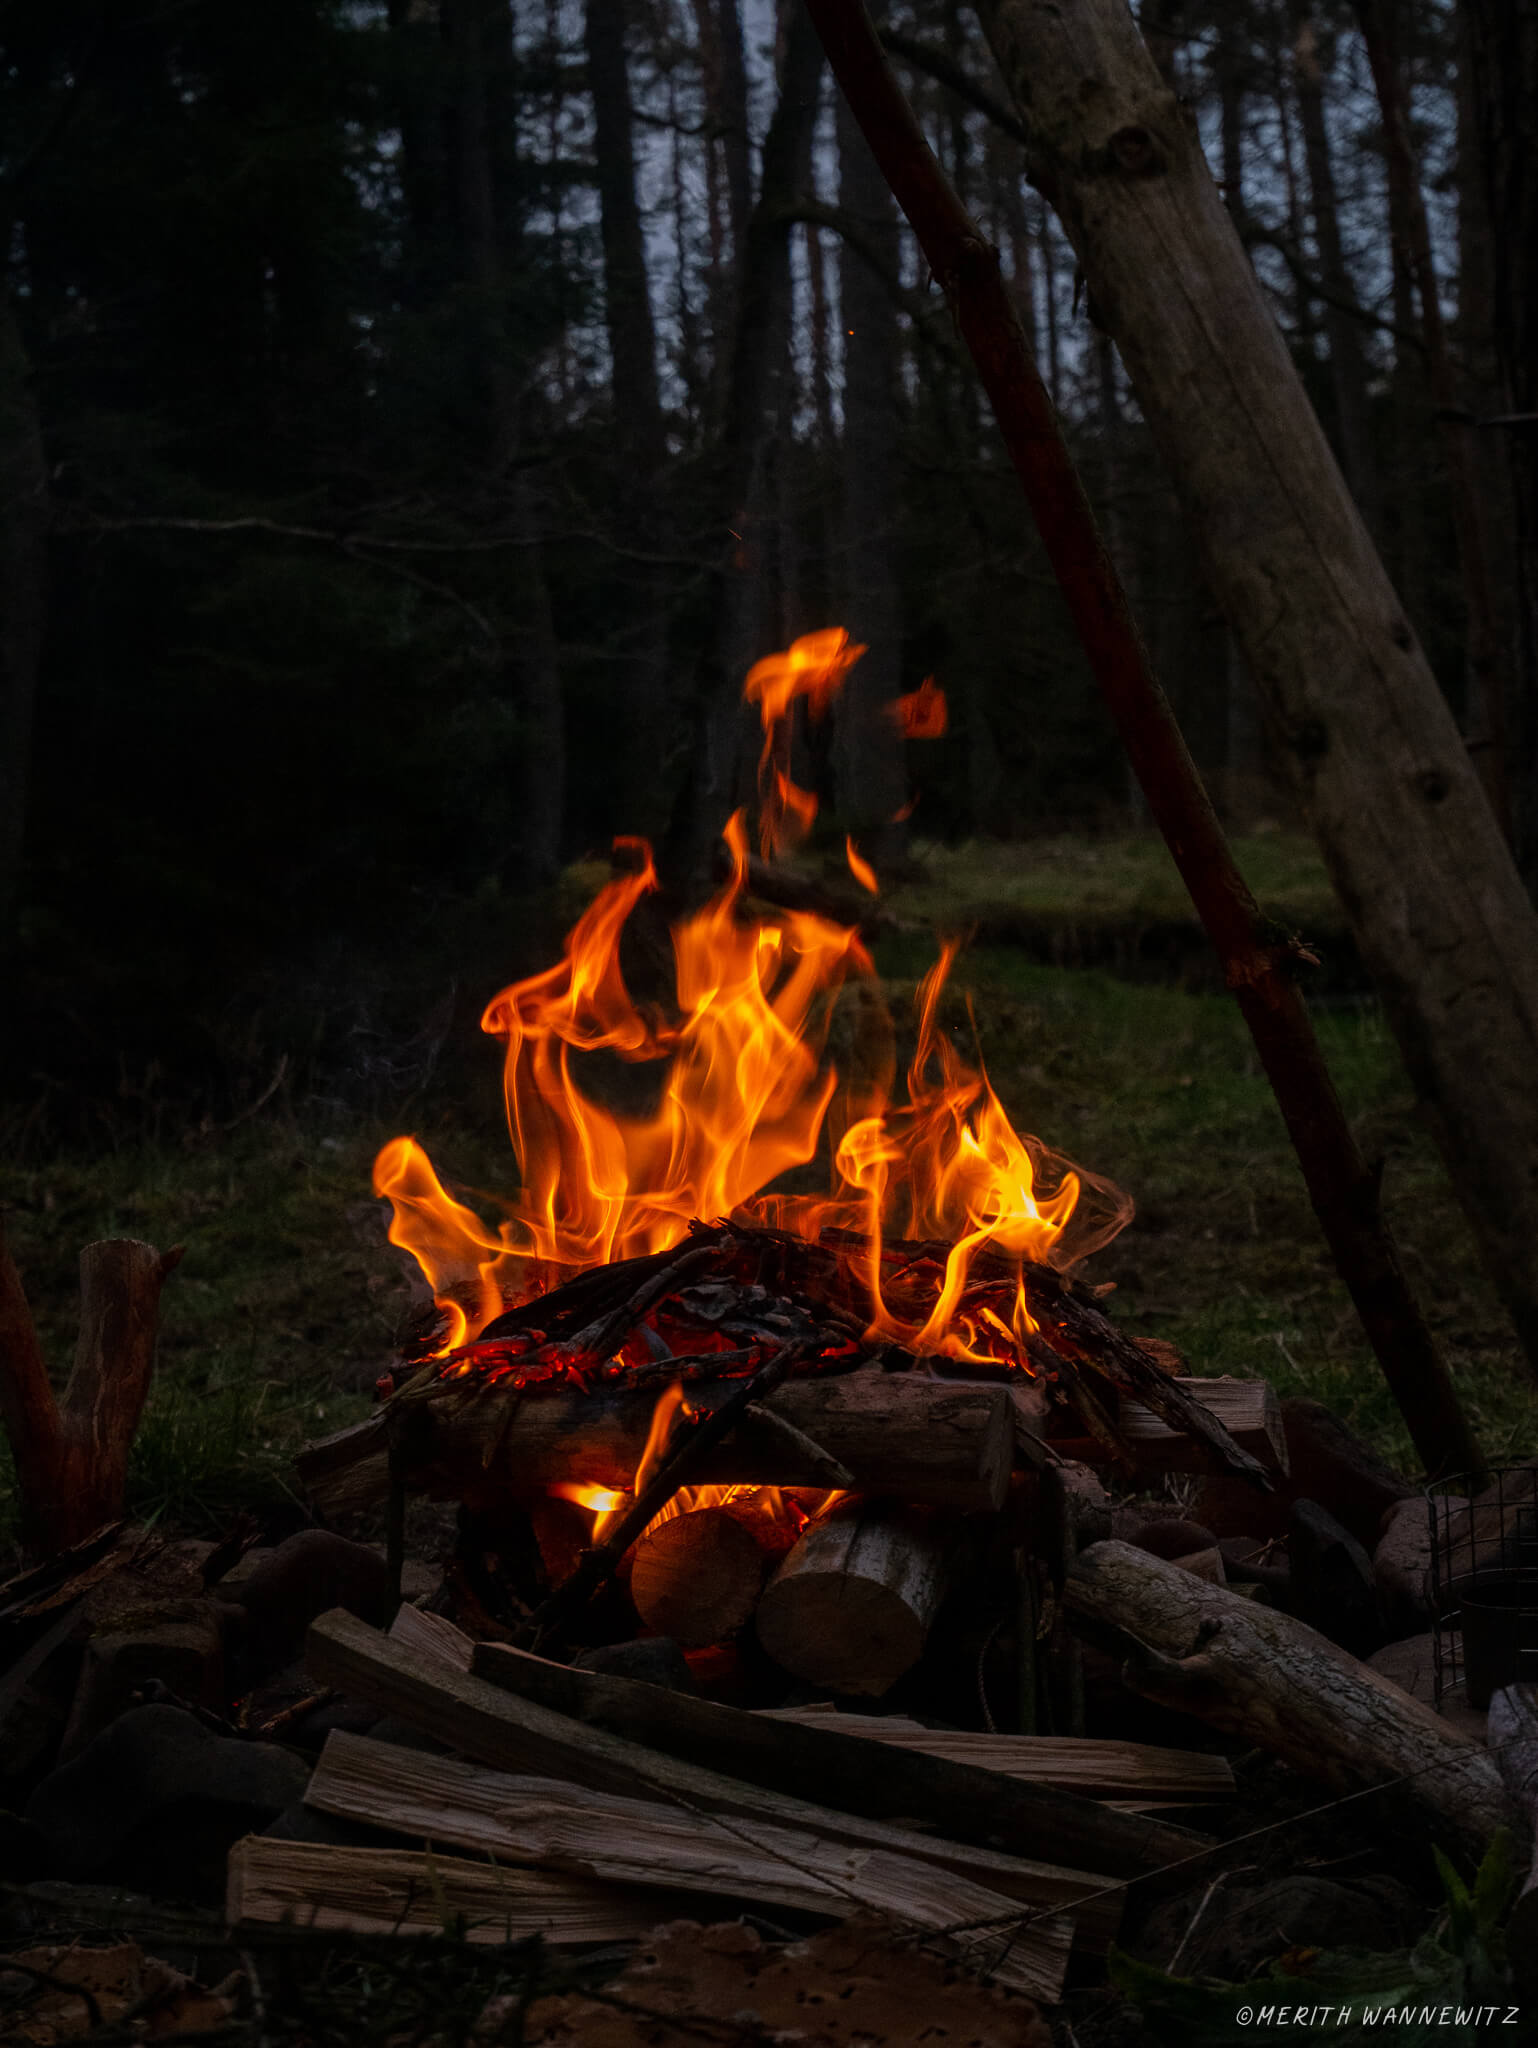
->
[1,0,1534,1114]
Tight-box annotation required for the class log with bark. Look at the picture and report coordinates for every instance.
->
[1487,1681,1538,1984]
[1065,1539,1509,1862]
[303,1728,1077,1998]
[0,1224,183,1555]
[755,1498,951,1695]
[307,1608,1136,1949]
[300,1367,1017,1518]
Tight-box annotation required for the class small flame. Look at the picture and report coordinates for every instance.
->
[744,628,864,858]
[893,676,948,739]
[845,838,879,895]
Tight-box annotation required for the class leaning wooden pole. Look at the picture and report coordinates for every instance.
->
[801,0,1483,1484]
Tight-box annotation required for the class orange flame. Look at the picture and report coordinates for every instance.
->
[373,634,1130,1386]
[845,837,879,895]
[893,676,948,739]
[744,628,864,857]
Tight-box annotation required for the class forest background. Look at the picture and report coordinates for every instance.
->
[2,0,1536,1537]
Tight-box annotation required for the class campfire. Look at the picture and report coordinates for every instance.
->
[302,632,1275,1693]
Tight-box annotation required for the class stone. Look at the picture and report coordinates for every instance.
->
[1288,1498,1381,1657]
[25,1704,307,1882]
[1113,1511,1218,1560]
[1196,1397,1413,1548]
[573,1638,699,1693]
[58,1600,226,1761]
[1168,1546,1226,1582]
[231,1530,394,1678]
[1216,1536,1291,1603]
[1366,1633,1487,1745]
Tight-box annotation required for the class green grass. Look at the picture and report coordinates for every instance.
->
[3,835,1532,1554]
[888,829,1341,930]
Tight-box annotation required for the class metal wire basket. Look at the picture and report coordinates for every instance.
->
[1428,1466,1538,1709]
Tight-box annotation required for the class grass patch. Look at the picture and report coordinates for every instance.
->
[888,830,1340,929]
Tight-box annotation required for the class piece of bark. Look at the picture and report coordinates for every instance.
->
[1066,1540,1507,1862]
[1485,1683,1538,1985]
[1374,1496,1439,1639]
[755,1709,1236,1802]
[469,1632,1200,1885]
[0,1231,182,1556]
[304,1729,1075,1999]
[305,1609,1132,1947]
[227,1834,690,1944]
[630,1507,769,1648]
[298,1369,1014,1518]
[755,1501,949,1696]
[1051,1379,1287,1477]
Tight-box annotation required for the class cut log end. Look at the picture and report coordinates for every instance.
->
[630,1506,768,1647]
[756,1502,951,1697]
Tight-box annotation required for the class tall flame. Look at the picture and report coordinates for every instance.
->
[373,633,1130,1377]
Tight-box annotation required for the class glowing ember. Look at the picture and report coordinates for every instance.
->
[373,633,1131,1390]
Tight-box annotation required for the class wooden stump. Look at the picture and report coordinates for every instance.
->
[755,1501,950,1696]
[0,1225,182,1556]
[630,1507,769,1647]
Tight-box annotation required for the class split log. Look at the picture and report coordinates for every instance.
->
[468,1634,1200,1885]
[306,1609,1132,1950]
[1049,1379,1287,1477]
[757,1708,1235,1803]
[1066,1540,1508,1862]
[755,1500,949,1696]
[629,1506,771,1647]
[387,1602,476,1672]
[227,1835,691,1945]
[0,1226,183,1555]
[297,1368,1015,1518]
[1487,1683,1538,1986]
[305,1729,1075,2000]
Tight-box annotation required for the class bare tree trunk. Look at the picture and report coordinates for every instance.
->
[975,0,1538,1375]
[833,91,907,866]
[673,6,825,882]
[1459,0,1538,888]
[444,0,564,883]
[585,0,671,841]
[1355,0,1512,838]
[1288,4,1384,539]
[0,281,47,946]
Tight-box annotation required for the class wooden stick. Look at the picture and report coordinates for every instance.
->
[800,0,1482,1486]
[1066,1540,1508,1862]
[464,1630,1205,1883]
[304,1729,1075,1999]
[227,1835,692,1945]
[756,1710,1235,1802]
[304,1609,1130,1950]
[1049,1379,1287,1476]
